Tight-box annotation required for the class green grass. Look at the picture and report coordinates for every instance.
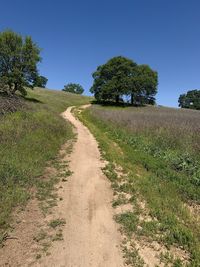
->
[0,88,91,240]
[27,87,92,113]
[49,218,66,229]
[78,105,200,267]
[33,229,48,242]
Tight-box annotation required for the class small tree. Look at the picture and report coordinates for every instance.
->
[33,75,48,88]
[178,90,200,110]
[62,83,84,94]
[0,30,41,96]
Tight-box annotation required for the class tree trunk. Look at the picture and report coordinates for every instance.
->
[131,93,134,105]
[11,83,18,95]
[115,95,119,104]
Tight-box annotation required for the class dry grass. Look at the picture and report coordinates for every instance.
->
[0,94,26,115]
[91,105,200,153]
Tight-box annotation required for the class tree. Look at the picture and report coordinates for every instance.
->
[0,30,41,96]
[33,75,48,88]
[90,56,137,103]
[129,64,158,105]
[90,56,158,105]
[62,83,84,94]
[178,90,200,110]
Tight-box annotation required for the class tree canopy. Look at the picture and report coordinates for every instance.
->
[178,90,200,110]
[90,56,158,105]
[62,83,84,94]
[33,75,48,88]
[0,30,41,96]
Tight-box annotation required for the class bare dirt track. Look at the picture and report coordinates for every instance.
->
[37,105,124,267]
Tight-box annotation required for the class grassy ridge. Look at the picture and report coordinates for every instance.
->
[0,88,91,239]
[79,105,200,266]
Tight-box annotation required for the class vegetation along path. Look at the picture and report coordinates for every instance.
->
[38,105,125,267]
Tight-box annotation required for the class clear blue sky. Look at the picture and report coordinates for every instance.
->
[1,0,200,107]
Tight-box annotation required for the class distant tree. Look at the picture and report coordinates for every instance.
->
[178,90,200,110]
[62,83,84,94]
[90,56,137,103]
[90,56,158,105]
[0,30,41,96]
[33,75,48,88]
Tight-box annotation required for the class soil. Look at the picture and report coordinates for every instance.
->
[36,105,125,266]
[0,105,125,267]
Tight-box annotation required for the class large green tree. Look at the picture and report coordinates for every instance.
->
[0,30,41,96]
[62,83,84,94]
[129,64,158,105]
[90,56,137,103]
[178,90,200,110]
[90,56,158,105]
[33,75,48,88]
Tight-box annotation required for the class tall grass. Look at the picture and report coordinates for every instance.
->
[79,105,200,266]
[91,105,200,196]
[92,105,200,154]
[0,88,91,237]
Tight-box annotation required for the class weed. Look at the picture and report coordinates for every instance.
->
[123,245,144,267]
[112,195,128,207]
[41,242,51,253]
[115,212,139,236]
[52,229,63,241]
[49,219,66,229]
[33,230,48,242]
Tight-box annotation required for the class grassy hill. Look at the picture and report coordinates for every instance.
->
[78,104,200,266]
[0,88,91,241]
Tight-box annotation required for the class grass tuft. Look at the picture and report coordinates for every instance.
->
[49,218,66,229]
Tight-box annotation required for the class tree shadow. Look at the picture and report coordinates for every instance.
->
[0,93,43,104]
[91,100,146,108]
[23,96,43,104]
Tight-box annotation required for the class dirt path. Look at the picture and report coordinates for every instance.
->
[37,106,125,267]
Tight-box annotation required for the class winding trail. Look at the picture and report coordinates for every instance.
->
[39,106,124,267]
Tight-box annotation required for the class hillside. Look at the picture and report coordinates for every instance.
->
[0,88,91,243]
[78,104,200,266]
[1,91,200,266]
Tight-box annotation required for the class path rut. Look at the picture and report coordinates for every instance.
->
[38,106,124,267]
